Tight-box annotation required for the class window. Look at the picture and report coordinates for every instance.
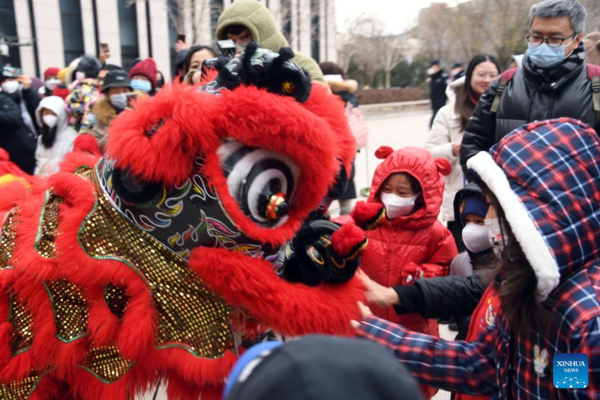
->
[281,0,292,43]
[0,0,20,68]
[167,0,178,74]
[311,0,320,62]
[59,0,85,65]
[210,0,224,47]
[118,0,139,70]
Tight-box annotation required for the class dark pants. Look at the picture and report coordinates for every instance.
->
[447,220,466,253]
[430,106,443,128]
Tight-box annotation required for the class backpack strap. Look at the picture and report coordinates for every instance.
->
[490,68,518,113]
[587,64,600,124]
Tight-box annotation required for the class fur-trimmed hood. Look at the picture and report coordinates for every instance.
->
[91,95,117,126]
[467,118,600,301]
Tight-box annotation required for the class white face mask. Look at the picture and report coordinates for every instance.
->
[42,114,58,128]
[484,218,505,256]
[45,78,61,91]
[462,223,491,253]
[381,192,420,220]
[427,67,436,76]
[1,80,20,94]
[76,71,86,82]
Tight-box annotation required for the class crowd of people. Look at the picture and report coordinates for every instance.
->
[0,0,599,399]
[0,52,162,175]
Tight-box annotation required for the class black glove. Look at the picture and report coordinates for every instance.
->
[199,42,312,103]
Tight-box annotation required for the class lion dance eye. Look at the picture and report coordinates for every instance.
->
[218,141,299,227]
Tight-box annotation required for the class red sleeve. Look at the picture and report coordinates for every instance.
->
[415,226,457,280]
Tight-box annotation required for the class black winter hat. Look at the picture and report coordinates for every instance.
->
[225,335,422,400]
[77,55,102,79]
[101,70,131,93]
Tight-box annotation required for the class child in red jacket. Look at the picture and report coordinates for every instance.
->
[352,145,457,399]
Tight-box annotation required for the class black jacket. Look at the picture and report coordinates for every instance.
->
[0,95,36,174]
[429,70,448,111]
[393,274,486,340]
[461,52,597,172]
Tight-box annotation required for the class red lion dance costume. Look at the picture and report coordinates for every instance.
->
[0,45,366,399]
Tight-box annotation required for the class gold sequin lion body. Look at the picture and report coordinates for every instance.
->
[0,73,364,399]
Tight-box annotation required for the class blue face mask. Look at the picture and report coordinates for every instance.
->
[131,79,152,92]
[526,42,568,69]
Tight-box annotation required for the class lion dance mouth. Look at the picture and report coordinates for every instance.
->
[0,46,366,400]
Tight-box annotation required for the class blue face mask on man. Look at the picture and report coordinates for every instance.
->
[131,79,152,93]
[526,40,575,69]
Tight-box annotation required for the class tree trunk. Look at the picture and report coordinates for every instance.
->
[385,69,391,89]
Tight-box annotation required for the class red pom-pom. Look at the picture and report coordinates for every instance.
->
[73,134,101,156]
[351,201,385,230]
[375,146,394,160]
[332,223,367,258]
[435,158,452,177]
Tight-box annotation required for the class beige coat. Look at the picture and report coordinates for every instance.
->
[425,77,466,222]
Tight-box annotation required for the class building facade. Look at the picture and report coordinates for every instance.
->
[0,0,336,79]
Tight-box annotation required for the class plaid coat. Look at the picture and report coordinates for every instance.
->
[357,118,600,399]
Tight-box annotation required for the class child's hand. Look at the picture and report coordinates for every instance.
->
[350,301,373,329]
[358,270,400,308]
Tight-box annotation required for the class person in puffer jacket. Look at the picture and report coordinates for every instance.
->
[356,118,600,399]
[358,182,499,345]
[351,145,457,400]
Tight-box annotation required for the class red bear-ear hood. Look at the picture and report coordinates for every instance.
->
[368,147,449,229]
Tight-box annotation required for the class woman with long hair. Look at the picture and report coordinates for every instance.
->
[181,45,217,85]
[425,54,501,252]
[34,96,78,176]
[355,118,600,398]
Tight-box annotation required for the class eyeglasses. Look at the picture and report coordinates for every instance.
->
[526,32,577,48]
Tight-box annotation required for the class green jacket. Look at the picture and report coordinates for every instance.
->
[216,0,325,84]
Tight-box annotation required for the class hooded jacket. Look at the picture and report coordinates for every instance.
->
[0,95,36,174]
[34,96,78,176]
[391,183,494,342]
[425,76,466,221]
[361,147,457,334]
[216,0,325,84]
[358,118,600,399]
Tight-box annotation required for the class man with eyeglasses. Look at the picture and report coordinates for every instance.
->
[460,0,599,175]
